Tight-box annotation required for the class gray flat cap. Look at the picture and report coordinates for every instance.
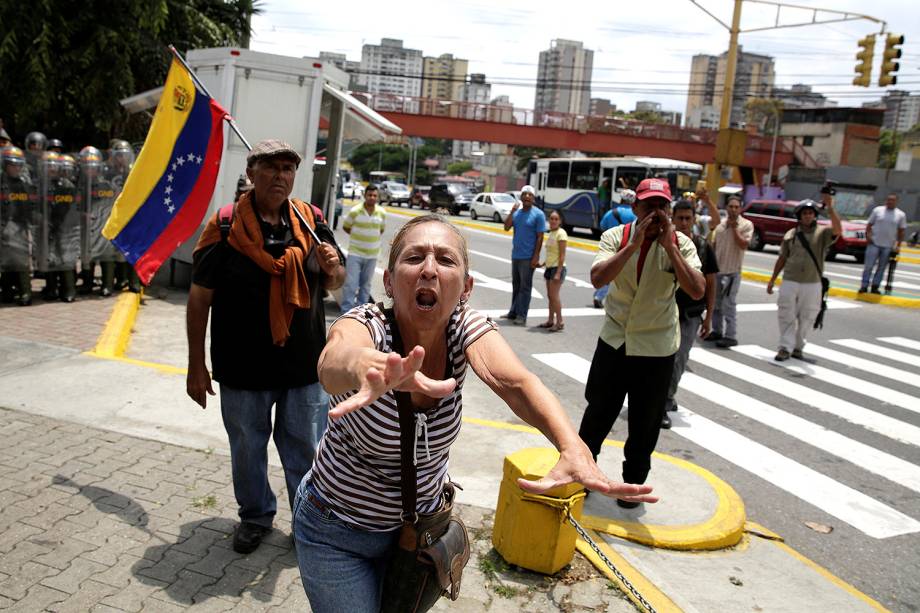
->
[247,139,302,167]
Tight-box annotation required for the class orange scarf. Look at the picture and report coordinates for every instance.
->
[196,192,314,346]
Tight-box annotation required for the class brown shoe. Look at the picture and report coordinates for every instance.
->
[775,349,791,361]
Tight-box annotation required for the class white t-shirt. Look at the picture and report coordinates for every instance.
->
[867,205,907,248]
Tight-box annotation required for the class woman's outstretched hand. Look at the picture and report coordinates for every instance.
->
[328,346,457,420]
[516,447,658,504]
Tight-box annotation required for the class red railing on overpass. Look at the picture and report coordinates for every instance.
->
[353,93,819,171]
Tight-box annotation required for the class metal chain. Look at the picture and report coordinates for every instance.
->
[567,514,657,613]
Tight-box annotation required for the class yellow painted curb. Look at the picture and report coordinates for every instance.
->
[741,270,920,308]
[576,529,682,613]
[83,352,188,376]
[88,291,142,358]
[579,440,746,551]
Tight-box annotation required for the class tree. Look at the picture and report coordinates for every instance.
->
[629,110,665,124]
[878,129,901,169]
[446,160,472,175]
[745,98,784,133]
[347,143,409,180]
[0,0,260,148]
[513,146,562,171]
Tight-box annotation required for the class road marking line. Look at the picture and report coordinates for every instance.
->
[804,343,920,390]
[681,372,920,495]
[533,352,920,538]
[689,347,920,447]
[830,339,919,367]
[733,345,920,414]
[877,336,920,352]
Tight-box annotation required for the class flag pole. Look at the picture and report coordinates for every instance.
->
[167,44,323,244]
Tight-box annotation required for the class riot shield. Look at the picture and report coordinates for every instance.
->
[0,168,36,272]
[80,170,118,263]
[44,158,81,271]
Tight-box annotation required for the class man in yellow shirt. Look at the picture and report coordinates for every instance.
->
[579,178,705,508]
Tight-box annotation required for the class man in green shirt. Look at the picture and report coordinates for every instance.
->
[579,178,705,508]
[767,195,841,361]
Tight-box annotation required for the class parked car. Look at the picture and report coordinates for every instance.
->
[470,192,516,222]
[428,183,475,215]
[380,181,411,205]
[506,190,522,204]
[409,186,431,209]
[343,181,364,199]
[741,199,867,262]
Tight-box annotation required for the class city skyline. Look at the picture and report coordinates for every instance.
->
[250,0,920,118]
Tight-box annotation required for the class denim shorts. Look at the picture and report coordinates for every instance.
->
[544,266,567,281]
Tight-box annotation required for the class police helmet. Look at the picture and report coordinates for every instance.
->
[25,132,47,152]
[110,139,131,152]
[47,138,64,152]
[79,146,104,167]
[1,145,26,167]
[620,189,637,205]
[59,154,77,179]
[793,199,820,219]
[42,151,62,176]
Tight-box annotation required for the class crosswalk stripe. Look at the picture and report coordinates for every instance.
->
[532,352,920,539]
[830,339,919,367]
[877,336,920,352]
[804,344,920,390]
[732,345,920,414]
[689,347,920,447]
[680,372,920,495]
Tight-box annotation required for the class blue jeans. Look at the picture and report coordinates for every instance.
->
[220,382,329,526]
[293,480,399,613]
[341,254,377,312]
[861,243,891,289]
[593,284,609,304]
[509,258,535,320]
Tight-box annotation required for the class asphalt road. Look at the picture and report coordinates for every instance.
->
[343,205,920,612]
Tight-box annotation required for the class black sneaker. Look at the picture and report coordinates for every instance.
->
[857,286,868,294]
[704,331,722,342]
[593,298,603,309]
[870,287,882,295]
[775,349,791,361]
[232,522,271,554]
[661,413,672,429]
[616,499,640,509]
[716,337,738,348]
[791,348,804,360]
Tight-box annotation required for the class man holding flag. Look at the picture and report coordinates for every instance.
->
[187,140,344,554]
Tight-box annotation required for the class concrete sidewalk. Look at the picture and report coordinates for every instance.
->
[0,287,891,612]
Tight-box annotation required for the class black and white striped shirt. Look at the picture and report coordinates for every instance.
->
[308,303,497,531]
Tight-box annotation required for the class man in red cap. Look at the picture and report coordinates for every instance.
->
[579,178,705,508]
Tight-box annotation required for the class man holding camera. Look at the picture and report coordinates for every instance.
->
[704,193,753,348]
[766,191,841,361]
[859,193,907,295]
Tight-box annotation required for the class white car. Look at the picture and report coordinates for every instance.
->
[470,192,517,222]
[343,181,364,199]
[380,181,411,205]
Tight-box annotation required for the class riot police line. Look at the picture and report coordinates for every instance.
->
[0,131,140,306]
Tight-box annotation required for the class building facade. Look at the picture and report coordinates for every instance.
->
[535,39,593,116]
[877,91,920,133]
[453,74,493,158]
[319,51,361,90]
[780,107,883,167]
[685,47,775,129]
[421,53,468,114]
[772,83,832,109]
[358,38,423,111]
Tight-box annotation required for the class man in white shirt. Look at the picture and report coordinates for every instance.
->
[860,193,907,294]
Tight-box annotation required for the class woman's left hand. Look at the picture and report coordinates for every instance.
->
[516,448,657,504]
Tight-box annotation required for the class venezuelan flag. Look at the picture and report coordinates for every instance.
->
[103,58,227,285]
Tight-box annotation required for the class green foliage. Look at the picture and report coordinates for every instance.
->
[446,160,472,175]
[513,146,562,171]
[878,129,901,169]
[629,110,665,124]
[745,98,784,133]
[0,0,260,148]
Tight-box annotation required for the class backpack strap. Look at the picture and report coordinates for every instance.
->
[218,203,236,242]
[618,223,632,253]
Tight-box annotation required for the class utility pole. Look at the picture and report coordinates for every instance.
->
[689,0,886,195]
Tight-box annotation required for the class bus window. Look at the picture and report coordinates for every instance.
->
[614,167,647,191]
[547,161,570,188]
[527,161,538,185]
[569,161,600,190]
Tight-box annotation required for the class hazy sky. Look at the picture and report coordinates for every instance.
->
[250,0,919,115]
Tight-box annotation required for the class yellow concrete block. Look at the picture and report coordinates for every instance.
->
[492,448,585,575]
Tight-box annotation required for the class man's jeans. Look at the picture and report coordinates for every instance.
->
[666,315,701,410]
[341,254,376,312]
[861,243,892,290]
[220,382,329,527]
[509,258,535,320]
[712,272,741,339]
[293,479,398,613]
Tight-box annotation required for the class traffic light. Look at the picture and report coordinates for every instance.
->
[879,34,904,87]
[853,34,875,87]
